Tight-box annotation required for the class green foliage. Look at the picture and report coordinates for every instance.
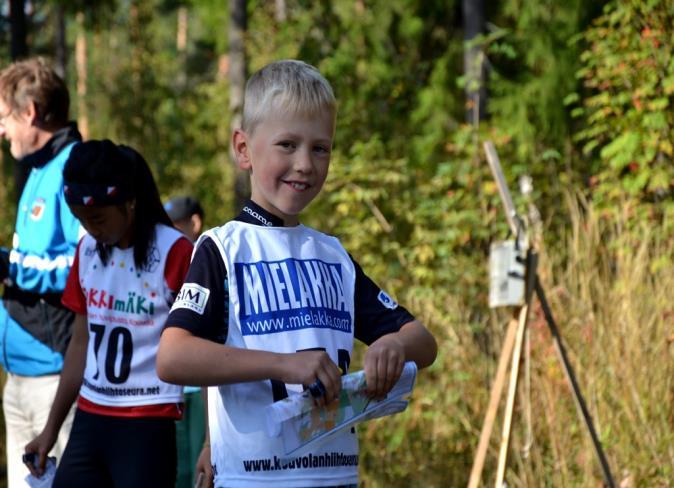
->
[82,0,236,227]
[572,0,674,231]
[0,0,673,485]
[481,0,608,227]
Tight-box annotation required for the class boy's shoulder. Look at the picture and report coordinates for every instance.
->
[198,219,240,246]
[205,219,338,238]
[202,220,348,258]
[190,220,240,264]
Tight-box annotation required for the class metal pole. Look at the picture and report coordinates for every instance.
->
[534,280,616,488]
[483,141,518,235]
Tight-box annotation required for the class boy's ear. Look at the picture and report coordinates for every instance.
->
[232,129,252,170]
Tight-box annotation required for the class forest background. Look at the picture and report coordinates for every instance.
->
[0,0,672,486]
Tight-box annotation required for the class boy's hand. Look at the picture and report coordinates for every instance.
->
[364,334,406,399]
[279,351,342,404]
[195,444,214,488]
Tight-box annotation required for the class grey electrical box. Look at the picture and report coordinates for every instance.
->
[489,240,527,308]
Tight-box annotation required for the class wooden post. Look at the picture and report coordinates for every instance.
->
[467,316,519,488]
[494,251,536,487]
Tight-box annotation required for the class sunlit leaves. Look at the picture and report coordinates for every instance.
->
[574,1,674,222]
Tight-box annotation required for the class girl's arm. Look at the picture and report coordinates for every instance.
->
[363,319,437,398]
[157,327,343,402]
[24,313,89,476]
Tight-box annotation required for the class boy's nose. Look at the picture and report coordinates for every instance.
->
[293,149,313,172]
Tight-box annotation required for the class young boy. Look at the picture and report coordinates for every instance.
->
[157,60,437,487]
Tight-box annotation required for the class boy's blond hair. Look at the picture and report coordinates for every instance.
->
[242,60,336,135]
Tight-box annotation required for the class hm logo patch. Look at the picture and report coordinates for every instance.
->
[172,283,210,315]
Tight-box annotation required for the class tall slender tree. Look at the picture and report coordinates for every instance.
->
[462,0,487,123]
[9,0,28,60]
[275,0,286,22]
[53,5,67,79]
[9,0,30,201]
[75,11,89,140]
[176,5,188,89]
[229,0,249,211]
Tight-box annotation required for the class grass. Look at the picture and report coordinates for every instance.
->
[359,196,673,486]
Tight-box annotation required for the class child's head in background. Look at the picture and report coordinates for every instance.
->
[232,60,336,226]
[164,195,204,242]
[64,139,172,268]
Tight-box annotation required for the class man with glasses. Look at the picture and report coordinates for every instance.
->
[0,58,82,487]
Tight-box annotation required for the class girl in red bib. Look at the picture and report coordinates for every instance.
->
[25,140,193,487]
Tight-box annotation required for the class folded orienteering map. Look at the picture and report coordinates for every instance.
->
[265,361,417,457]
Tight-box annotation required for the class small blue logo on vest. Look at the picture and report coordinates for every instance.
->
[377,290,398,310]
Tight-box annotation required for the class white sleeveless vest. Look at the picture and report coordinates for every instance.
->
[207,221,359,487]
[78,224,183,407]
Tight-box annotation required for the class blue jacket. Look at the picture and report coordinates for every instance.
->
[0,124,82,375]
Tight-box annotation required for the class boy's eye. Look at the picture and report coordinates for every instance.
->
[314,145,330,154]
[277,141,295,149]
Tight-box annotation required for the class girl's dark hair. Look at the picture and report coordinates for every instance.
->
[64,139,172,269]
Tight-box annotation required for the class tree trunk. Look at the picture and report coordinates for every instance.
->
[177,6,188,51]
[462,0,487,123]
[9,0,28,60]
[9,0,30,202]
[76,12,89,140]
[229,0,249,211]
[129,3,142,91]
[176,6,188,89]
[275,0,287,22]
[54,5,67,80]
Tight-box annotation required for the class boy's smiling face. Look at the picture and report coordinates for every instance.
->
[233,109,334,226]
